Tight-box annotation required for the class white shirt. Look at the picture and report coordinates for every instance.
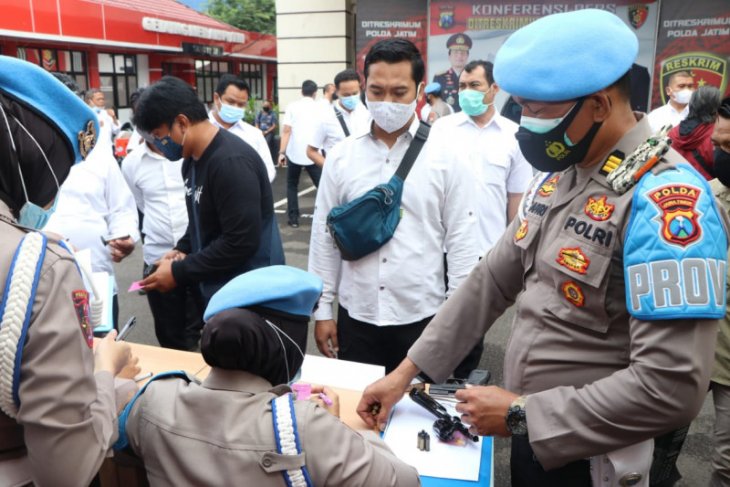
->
[93,108,120,151]
[121,142,188,265]
[209,113,276,182]
[283,97,318,165]
[431,111,533,253]
[309,101,371,155]
[647,102,689,133]
[44,145,140,289]
[308,117,480,326]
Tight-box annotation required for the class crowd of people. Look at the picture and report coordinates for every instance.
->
[2,6,730,487]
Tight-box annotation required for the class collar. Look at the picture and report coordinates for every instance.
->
[0,200,14,222]
[665,102,689,116]
[140,140,169,161]
[201,368,276,394]
[456,109,502,130]
[208,112,244,132]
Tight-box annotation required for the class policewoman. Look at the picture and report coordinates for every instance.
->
[117,265,419,487]
[0,57,138,486]
[358,10,728,486]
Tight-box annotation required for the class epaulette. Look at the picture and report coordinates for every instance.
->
[603,125,673,195]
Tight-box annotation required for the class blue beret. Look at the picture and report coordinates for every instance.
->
[494,9,638,102]
[204,265,323,321]
[0,56,98,163]
[425,82,442,95]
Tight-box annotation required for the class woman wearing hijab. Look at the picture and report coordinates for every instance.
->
[118,265,420,486]
[0,56,139,486]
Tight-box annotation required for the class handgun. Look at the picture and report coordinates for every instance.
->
[409,387,479,443]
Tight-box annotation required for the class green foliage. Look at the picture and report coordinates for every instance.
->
[205,0,276,34]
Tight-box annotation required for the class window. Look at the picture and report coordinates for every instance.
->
[98,53,138,109]
[195,60,230,104]
[17,47,88,91]
[239,62,265,100]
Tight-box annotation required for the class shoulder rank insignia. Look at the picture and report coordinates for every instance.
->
[538,175,559,197]
[514,219,528,242]
[599,151,624,176]
[557,247,590,274]
[562,281,585,307]
[584,195,615,221]
[605,126,672,195]
[649,184,702,247]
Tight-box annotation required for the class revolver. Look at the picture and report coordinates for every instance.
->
[409,387,479,443]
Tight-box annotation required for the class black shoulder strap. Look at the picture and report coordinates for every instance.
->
[334,106,350,137]
[395,121,431,181]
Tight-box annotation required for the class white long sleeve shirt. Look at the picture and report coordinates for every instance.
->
[209,113,276,182]
[309,101,371,155]
[308,117,480,326]
[44,145,139,290]
[647,102,689,133]
[121,142,188,265]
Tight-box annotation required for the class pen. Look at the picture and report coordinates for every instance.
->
[116,316,137,341]
[319,392,333,406]
[134,372,153,383]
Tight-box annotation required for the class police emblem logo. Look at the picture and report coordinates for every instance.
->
[439,7,454,29]
[627,4,648,30]
[546,141,570,160]
[77,120,97,160]
[648,184,703,247]
[72,289,93,348]
[514,219,528,242]
[557,247,590,275]
[561,281,585,307]
[659,53,727,105]
[538,175,559,197]
[584,195,615,221]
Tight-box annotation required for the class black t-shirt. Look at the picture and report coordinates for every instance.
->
[172,128,284,299]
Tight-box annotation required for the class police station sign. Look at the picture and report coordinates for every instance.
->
[142,17,245,44]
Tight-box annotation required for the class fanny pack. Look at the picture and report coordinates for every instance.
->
[326,122,430,261]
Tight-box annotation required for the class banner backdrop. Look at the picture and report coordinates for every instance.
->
[428,1,659,111]
[653,0,730,110]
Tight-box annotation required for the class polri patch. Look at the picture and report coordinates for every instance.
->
[648,183,702,247]
[538,175,559,197]
[561,281,585,307]
[514,220,528,242]
[557,247,590,274]
[584,195,615,221]
[72,290,93,348]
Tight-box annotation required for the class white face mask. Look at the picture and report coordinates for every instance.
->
[672,88,693,105]
[366,86,420,134]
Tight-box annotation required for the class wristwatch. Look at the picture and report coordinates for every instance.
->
[505,395,528,436]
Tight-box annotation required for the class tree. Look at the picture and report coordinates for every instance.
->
[206,0,276,34]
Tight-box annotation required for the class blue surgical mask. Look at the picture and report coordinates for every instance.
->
[19,197,58,229]
[519,102,577,134]
[154,133,185,161]
[218,102,245,124]
[459,89,492,117]
[340,94,360,111]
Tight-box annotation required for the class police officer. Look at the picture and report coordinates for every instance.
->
[0,56,139,486]
[433,32,472,112]
[117,266,420,486]
[358,10,728,486]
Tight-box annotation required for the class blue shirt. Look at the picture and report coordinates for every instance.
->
[256,110,277,131]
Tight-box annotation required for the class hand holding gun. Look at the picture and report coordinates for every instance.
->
[409,387,479,443]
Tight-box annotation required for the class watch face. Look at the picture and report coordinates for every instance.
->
[507,404,528,436]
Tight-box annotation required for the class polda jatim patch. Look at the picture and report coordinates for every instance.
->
[514,219,528,242]
[72,289,93,348]
[557,247,590,275]
[562,281,585,307]
[584,195,615,221]
[648,184,702,247]
[538,175,559,197]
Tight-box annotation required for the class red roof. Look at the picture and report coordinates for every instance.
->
[84,0,237,31]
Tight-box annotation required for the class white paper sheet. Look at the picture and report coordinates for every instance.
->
[299,355,384,390]
[383,395,482,481]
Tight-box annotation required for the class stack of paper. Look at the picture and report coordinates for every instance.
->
[299,355,384,390]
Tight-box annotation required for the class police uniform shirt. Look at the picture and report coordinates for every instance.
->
[308,116,480,325]
[647,102,689,133]
[309,101,370,155]
[408,114,727,470]
[433,68,461,112]
[283,97,318,166]
[121,141,188,266]
[431,111,533,253]
[209,113,276,182]
[256,110,277,132]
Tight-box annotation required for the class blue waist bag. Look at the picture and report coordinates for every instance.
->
[326,122,429,261]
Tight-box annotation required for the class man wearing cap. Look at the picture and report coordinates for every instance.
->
[431,60,532,254]
[358,10,728,486]
[117,266,420,487]
[421,81,453,124]
[0,56,139,486]
[433,32,472,112]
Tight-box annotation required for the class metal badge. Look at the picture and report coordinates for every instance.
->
[77,119,97,159]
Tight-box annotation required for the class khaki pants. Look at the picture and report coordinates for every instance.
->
[711,381,730,487]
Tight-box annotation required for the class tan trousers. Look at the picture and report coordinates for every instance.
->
[711,381,730,487]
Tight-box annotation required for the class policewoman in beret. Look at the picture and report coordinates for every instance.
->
[359,10,729,486]
[433,32,472,112]
[0,56,139,486]
[117,265,419,487]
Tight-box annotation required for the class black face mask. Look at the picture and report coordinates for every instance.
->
[515,97,604,172]
[263,106,271,112]
[714,147,730,187]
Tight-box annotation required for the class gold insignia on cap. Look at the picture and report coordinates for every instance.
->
[77,120,97,160]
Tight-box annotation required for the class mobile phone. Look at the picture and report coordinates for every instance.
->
[116,316,137,341]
